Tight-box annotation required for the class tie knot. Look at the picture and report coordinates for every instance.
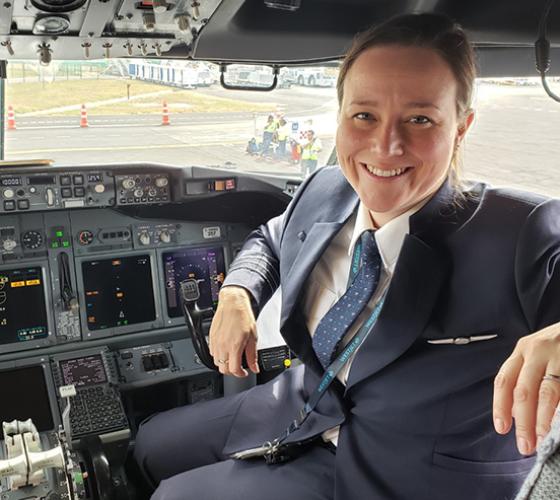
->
[360,230,380,268]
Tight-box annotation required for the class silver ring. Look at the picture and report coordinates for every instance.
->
[542,374,560,383]
[217,359,228,365]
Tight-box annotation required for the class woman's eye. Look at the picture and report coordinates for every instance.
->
[409,115,432,125]
[353,112,373,121]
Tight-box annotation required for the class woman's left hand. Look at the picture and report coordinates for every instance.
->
[493,323,560,455]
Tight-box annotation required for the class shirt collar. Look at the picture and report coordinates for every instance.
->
[348,201,426,273]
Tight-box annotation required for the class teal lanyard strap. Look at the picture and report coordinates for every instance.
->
[274,238,387,446]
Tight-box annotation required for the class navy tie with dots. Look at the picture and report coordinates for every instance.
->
[312,230,382,369]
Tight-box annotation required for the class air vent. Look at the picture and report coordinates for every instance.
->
[30,0,87,13]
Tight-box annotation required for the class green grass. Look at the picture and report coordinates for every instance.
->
[5,79,274,115]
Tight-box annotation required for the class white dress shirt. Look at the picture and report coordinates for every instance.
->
[303,201,421,445]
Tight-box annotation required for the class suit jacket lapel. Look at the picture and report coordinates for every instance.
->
[345,179,477,388]
[280,176,359,364]
[345,234,448,388]
[280,221,348,364]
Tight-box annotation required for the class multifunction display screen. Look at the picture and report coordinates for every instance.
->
[0,267,48,345]
[0,366,54,431]
[60,354,107,387]
[82,255,156,330]
[163,247,225,318]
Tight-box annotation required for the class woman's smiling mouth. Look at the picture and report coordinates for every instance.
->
[360,163,413,178]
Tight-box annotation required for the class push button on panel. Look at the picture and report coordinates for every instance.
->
[3,200,15,211]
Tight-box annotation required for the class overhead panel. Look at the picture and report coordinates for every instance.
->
[0,0,223,60]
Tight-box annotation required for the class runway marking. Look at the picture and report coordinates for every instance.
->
[10,140,248,155]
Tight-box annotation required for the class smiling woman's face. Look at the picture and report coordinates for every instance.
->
[336,45,473,226]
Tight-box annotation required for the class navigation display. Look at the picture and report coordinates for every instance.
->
[0,366,54,431]
[163,247,225,318]
[82,255,156,330]
[0,267,48,345]
[60,354,107,387]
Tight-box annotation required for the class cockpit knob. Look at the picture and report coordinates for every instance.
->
[122,179,135,190]
[94,184,105,194]
[3,239,17,252]
[46,188,55,206]
[159,230,171,243]
[139,231,151,246]
[155,177,169,188]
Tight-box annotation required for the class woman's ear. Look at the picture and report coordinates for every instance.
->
[456,109,475,144]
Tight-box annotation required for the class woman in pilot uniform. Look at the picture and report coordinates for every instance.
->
[135,13,560,500]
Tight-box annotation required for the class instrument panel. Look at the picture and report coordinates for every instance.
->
[0,162,294,364]
[0,164,294,498]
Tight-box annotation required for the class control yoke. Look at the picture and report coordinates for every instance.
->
[180,279,291,373]
[179,279,217,370]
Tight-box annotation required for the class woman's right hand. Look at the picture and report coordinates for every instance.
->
[209,285,259,377]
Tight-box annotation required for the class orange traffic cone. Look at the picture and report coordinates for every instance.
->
[7,106,16,130]
[161,101,170,126]
[80,104,89,128]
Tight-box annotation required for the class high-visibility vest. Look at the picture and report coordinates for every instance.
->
[301,137,322,160]
[277,124,289,141]
[264,121,277,133]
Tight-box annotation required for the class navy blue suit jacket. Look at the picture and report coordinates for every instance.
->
[222,166,560,500]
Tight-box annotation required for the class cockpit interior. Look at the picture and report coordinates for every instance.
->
[0,0,559,499]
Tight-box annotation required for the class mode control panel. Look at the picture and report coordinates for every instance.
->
[115,174,170,205]
[0,172,115,213]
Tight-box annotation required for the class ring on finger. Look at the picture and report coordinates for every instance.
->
[217,358,229,365]
[542,374,560,383]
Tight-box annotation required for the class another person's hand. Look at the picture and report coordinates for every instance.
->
[493,323,560,455]
[209,286,259,377]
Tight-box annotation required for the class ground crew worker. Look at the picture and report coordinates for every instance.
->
[261,114,277,156]
[300,129,322,176]
[275,118,290,160]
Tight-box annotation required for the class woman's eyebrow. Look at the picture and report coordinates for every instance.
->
[348,99,441,111]
[406,101,441,111]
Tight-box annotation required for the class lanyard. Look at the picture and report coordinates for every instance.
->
[273,236,386,446]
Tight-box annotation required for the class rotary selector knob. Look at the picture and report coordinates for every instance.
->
[159,230,171,243]
[122,178,135,190]
[139,231,151,246]
[21,230,43,250]
[155,177,168,188]
[148,188,157,197]
[3,239,17,252]
[134,188,144,198]
[3,189,14,199]
[78,230,94,246]
[94,184,105,194]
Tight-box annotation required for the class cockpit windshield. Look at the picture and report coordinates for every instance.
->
[4,60,337,177]
[4,60,560,196]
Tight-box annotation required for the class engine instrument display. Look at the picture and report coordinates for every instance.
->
[163,247,225,317]
[82,255,156,330]
[0,267,48,345]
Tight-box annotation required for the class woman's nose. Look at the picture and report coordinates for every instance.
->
[369,122,404,157]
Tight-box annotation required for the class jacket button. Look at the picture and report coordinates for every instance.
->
[297,231,306,241]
